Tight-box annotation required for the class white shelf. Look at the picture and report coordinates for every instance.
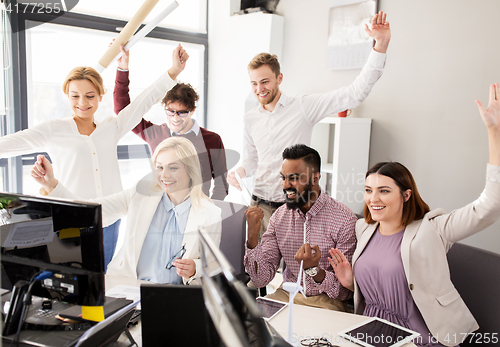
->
[321,163,334,174]
[311,117,372,214]
[319,116,372,125]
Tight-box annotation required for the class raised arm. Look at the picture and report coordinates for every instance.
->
[432,83,500,243]
[302,12,391,124]
[0,121,50,159]
[244,207,282,288]
[476,82,500,165]
[114,44,190,139]
[113,45,131,115]
[31,155,129,227]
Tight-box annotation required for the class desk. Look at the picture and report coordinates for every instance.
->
[105,275,146,347]
[268,304,417,347]
[109,276,418,347]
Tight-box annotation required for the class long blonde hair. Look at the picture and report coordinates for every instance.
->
[151,137,211,209]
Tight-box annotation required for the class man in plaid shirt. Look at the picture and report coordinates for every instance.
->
[244,144,357,311]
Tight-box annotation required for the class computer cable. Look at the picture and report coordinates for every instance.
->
[9,270,53,347]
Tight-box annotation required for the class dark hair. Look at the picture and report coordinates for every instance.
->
[248,52,281,77]
[161,83,199,111]
[282,144,321,173]
[363,162,430,227]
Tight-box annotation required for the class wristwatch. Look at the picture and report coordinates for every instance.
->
[304,266,318,277]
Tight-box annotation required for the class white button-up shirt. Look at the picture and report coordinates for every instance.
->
[241,49,386,202]
[0,72,175,199]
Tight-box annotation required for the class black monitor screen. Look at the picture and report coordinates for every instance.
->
[1,192,105,307]
[198,228,290,347]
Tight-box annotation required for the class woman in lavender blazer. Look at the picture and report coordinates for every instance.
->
[329,83,500,347]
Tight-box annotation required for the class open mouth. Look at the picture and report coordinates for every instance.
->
[284,189,298,200]
[371,206,385,211]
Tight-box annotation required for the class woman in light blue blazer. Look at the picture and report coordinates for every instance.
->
[329,83,500,347]
[32,136,221,285]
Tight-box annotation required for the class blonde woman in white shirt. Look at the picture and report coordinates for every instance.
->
[0,45,189,270]
[31,137,222,284]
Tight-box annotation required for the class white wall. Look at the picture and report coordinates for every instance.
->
[208,0,500,254]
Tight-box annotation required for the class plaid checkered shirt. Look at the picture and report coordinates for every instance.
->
[244,190,357,300]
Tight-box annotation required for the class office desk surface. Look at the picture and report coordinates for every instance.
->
[105,275,145,346]
[106,275,417,347]
[268,304,417,347]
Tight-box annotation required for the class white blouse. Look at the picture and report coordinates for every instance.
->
[0,72,175,199]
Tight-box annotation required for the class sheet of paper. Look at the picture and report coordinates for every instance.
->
[106,284,141,306]
[235,172,252,206]
[2,218,54,248]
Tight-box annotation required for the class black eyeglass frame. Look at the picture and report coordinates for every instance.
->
[300,337,339,347]
[166,243,187,269]
[164,109,192,118]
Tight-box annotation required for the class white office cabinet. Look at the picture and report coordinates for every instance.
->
[311,117,372,214]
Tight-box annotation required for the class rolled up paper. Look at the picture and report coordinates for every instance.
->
[108,1,179,68]
[95,0,159,72]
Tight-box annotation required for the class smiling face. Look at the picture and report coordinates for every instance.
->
[154,149,191,197]
[67,79,102,119]
[364,173,411,226]
[249,64,282,110]
[280,158,320,212]
[165,101,194,134]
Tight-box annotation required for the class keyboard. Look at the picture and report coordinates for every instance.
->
[32,300,69,318]
[26,298,73,326]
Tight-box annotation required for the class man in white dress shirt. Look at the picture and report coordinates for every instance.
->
[228,11,391,239]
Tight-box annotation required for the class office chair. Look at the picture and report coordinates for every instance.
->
[213,200,247,281]
[447,242,500,346]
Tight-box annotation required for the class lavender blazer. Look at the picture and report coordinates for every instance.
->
[352,178,500,346]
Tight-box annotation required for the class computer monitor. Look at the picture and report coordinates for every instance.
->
[1,192,105,334]
[198,228,291,347]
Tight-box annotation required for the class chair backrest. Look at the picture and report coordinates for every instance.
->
[447,242,500,346]
[213,200,247,277]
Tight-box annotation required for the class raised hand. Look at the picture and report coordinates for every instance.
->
[168,43,189,80]
[294,243,321,270]
[476,83,500,130]
[295,244,326,282]
[117,44,130,70]
[328,248,354,291]
[227,167,246,191]
[365,11,391,53]
[245,206,264,249]
[31,154,58,193]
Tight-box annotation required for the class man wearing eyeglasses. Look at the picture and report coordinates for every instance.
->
[113,45,228,200]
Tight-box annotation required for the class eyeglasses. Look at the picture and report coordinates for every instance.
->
[164,109,191,117]
[166,243,187,269]
[300,337,339,347]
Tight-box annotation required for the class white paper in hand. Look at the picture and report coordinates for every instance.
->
[235,171,252,206]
